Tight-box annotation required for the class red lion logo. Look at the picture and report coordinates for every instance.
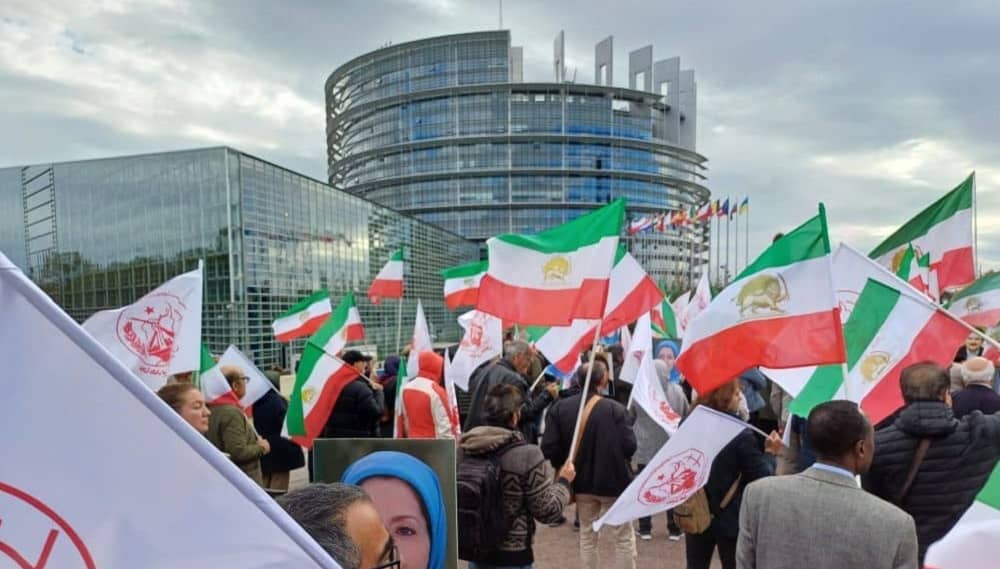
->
[638,449,708,506]
[115,292,186,368]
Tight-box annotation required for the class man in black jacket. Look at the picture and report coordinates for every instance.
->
[464,340,557,441]
[862,362,1000,565]
[542,361,637,569]
[254,386,305,493]
[322,350,384,438]
[953,357,1000,418]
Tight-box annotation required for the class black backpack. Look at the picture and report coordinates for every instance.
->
[457,441,524,562]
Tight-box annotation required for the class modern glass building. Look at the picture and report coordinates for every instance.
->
[326,30,710,289]
[0,147,478,366]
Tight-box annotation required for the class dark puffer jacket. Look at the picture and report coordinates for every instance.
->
[459,426,570,566]
[322,376,383,438]
[464,359,554,440]
[862,401,1000,562]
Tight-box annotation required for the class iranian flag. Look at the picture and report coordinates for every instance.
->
[83,264,203,390]
[272,290,332,343]
[948,272,1000,328]
[368,248,405,304]
[477,199,624,325]
[870,173,975,294]
[200,345,276,409]
[652,292,688,339]
[530,249,663,373]
[925,464,1000,569]
[593,406,747,530]
[284,343,360,449]
[896,243,935,299]
[677,207,846,394]
[311,292,365,356]
[765,245,971,424]
[442,260,488,310]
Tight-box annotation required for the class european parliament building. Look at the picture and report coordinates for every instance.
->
[326,30,710,288]
[0,148,477,365]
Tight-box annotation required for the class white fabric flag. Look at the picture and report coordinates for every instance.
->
[593,406,747,530]
[443,349,462,438]
[0,251,339,568]
[620,312,653,384]
[397,300,433,438]
[83,265,202,390]
[448,310,502,391]
[681,272,711,330]
[631,351,681,436]
[201,345,278,408]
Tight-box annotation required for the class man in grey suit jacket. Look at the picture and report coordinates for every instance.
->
[736,400,918,569]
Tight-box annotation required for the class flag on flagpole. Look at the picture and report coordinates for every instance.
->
[0,251,340,568]
[83,265,203,390]
[620,312,653,384]
[677,206,846,394]
[368,248,405,304]
[442,349,462,438]
[896,243,935,300]
[718,198,730,219]
[311,292,365,356]
[272,290,332,343]
[531,250,663,373]
[924,463,1000,569]
[284,343,360,449]
[739,197,750,215]
[870,173,975,294]
[397,300,433,437]
[651,297,680,339]
[447,310,502,391]
[477,199,624,325]
[680,273,711,333]
[947,272,1000,328]
[200,345,277,409]
[632,347,682,435]
[593,406,748,530]
[442,260,488,310]
[764,244,969,424]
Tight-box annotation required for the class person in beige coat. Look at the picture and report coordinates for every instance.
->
[737,400,917,569]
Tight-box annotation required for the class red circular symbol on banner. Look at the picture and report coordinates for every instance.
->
[638,449,708,506]
[0,481,97,569]
[115,292,186,368]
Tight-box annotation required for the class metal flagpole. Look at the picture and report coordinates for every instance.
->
[734,208,740,275]
[745,200,750,273]
[714,214,720,285]
[725,203,731,285]
[395,297,404,353]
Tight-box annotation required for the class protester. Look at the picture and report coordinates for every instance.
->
[465,341,558,441]
[738,368,768,426]
[606,344,630,405]
[954,331,985,363]
[253,376,305,492]
[634,359,690,541]
[377,355,401,437]
[205,365,270,486]
[278,483,398,569]
[323,350,384,438]
[737,400,918,569]
[684,379,779,569]
[156,383,211,433]
[952,357,1000,418]
[400,350,458,439]
[542,361,638,569]
[862,362,1000,564]
[459,384,576,568]
[343,451,447,569]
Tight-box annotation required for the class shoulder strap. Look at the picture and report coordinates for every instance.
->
[895,438,932,505]
[571,396,602,464]
[719,473,743,510]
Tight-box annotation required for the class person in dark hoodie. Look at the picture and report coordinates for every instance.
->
[460,384,575,569]
[377,355,401,438]
[863,362,1000,565]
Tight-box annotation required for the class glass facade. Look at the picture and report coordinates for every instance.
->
[0,148,478,366]
[327,31,711,288]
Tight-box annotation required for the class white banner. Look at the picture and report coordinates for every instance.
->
[447,310,502,391]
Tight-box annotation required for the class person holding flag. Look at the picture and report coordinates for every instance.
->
[205,365,271,486]
[322,350,383,438]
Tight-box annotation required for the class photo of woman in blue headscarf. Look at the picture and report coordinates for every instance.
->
[343,451,447,569]
[655,340,683,384]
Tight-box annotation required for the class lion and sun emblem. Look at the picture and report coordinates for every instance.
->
[734,273,790,318]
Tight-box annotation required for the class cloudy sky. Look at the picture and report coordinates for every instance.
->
[3,0,998,268]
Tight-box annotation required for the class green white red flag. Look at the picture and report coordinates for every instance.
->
[368,248,405,304]
[651,297,680,339]
[312,292,365,356]
[676,207,846,394]
[477,200,625,325]
[283,343,359,449]
[870,173,975,294]
[925,463,1000,569]
[272,290,331,343]
[530,249,663,373]
[895,243,935,300]
[442,260,488,310]
[948,272,1000,329]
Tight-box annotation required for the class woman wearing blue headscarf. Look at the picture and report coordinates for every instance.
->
[343,451,447,569]
[655,340,683,384]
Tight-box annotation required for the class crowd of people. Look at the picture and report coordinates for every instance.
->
[153,327,1000,569]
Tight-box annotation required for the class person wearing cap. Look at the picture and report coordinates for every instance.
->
[401,351,459,439]
[322,350,385,439]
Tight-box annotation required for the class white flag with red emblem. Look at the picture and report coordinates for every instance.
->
[0,251,340,568]
[447,310,503,391]
[593,406,747,530]
[83,264,203,390]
